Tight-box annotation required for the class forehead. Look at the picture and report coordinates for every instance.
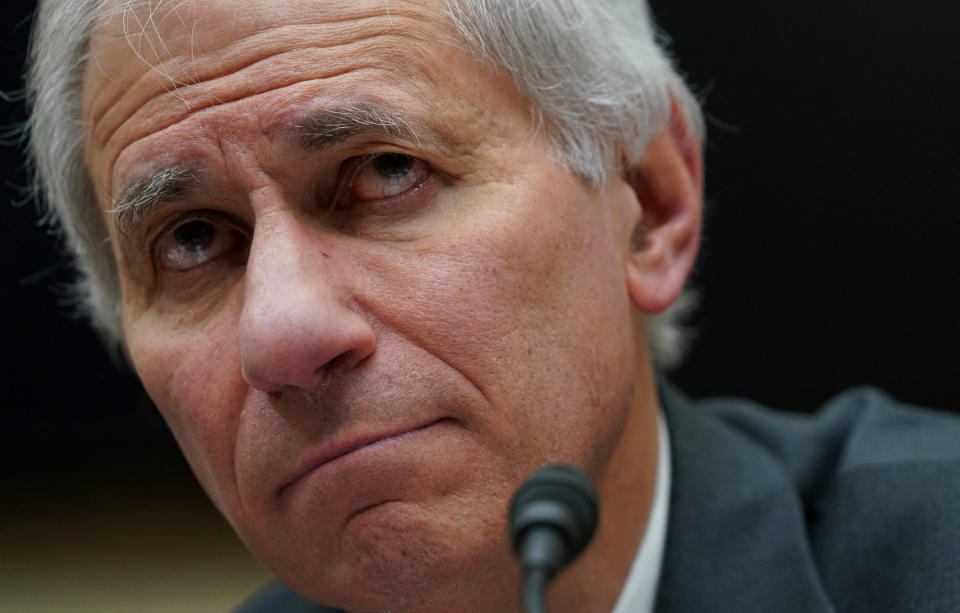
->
[83,0,515,193]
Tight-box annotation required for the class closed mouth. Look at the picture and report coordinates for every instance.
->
[278,419,446,496]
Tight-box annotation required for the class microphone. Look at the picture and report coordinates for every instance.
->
[509,464,599,613]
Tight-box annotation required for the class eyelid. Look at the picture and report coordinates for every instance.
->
[332,152,433,211]
[330,154,377,208]
[151,210,250,269]
[152,210,215,249]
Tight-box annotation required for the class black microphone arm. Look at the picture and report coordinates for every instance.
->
[509,464,599,613]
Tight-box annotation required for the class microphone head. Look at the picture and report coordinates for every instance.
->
[509,464,599,570]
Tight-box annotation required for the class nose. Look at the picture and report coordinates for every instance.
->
[238,217,376,393]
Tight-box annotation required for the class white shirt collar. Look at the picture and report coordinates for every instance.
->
[610,412,671,613]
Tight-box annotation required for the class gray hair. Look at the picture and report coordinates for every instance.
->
[26,0,703,368]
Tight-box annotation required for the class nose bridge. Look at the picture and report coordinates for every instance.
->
[239,214,376,393]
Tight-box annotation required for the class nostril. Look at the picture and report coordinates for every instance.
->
[322,346,373,373]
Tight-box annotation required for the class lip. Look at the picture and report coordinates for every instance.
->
[277,419,446,496]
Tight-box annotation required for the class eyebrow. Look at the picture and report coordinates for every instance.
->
[108,103,433,239]
[295,102,423,150]
[109,163,200,239]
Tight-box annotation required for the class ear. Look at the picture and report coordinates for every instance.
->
[623,99,703,313]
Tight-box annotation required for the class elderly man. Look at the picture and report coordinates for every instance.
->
[25,0,960,612]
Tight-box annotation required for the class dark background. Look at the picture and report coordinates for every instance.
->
[3,1,958,493]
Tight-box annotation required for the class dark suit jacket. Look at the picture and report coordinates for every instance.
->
[235,384,960,612]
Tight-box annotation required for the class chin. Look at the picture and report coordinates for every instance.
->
[275,498,514,611]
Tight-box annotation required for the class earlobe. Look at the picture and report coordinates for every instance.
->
[624,99,703,314]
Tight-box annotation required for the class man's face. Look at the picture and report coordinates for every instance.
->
[84,0,647,607]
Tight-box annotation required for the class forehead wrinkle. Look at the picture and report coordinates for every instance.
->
[91,32,403,151]
[88,10,437,148]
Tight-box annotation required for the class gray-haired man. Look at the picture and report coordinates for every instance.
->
[26,1,960,611]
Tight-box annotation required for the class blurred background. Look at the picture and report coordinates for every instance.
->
[2,1,957,611]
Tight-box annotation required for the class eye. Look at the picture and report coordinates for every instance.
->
[344,153,431,203]
[155,214,247,271]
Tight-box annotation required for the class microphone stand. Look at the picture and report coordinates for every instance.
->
[523,567,550,613]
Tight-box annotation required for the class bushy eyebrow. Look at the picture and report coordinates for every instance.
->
[295,102,423,150]
[109,163,200,239]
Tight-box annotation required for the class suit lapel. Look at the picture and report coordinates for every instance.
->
[654,382,836,613]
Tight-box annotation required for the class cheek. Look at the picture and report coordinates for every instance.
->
[363,180,635,458]
[124,305,247,513]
